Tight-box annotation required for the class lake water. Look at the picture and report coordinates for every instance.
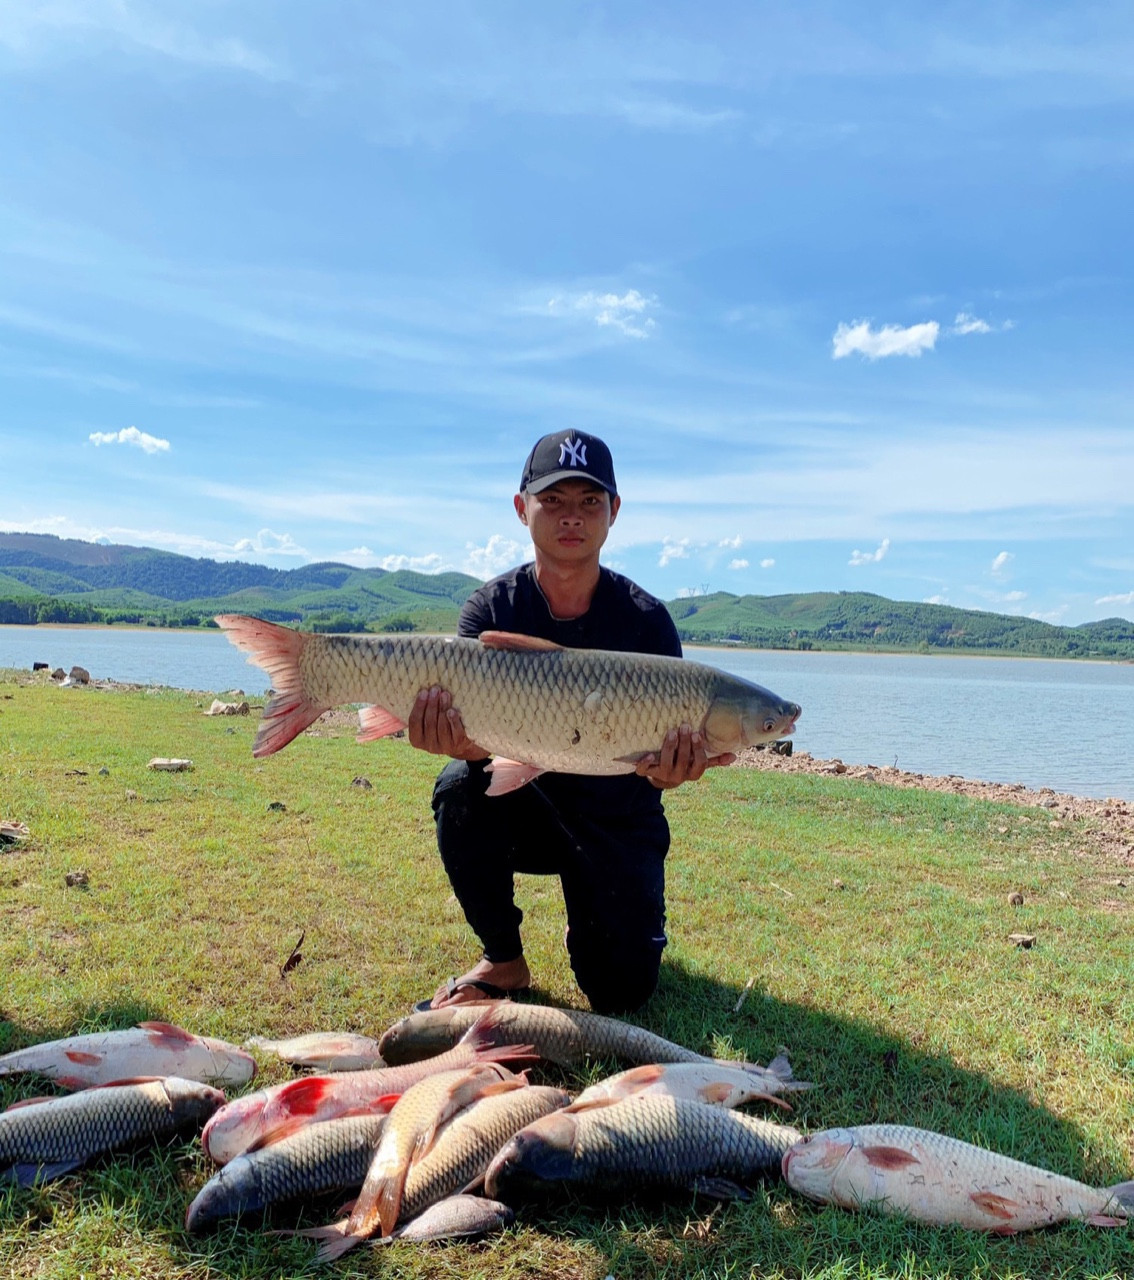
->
[2,625,1132,802]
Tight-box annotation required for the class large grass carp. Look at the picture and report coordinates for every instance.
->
[202,1021,534,1164]
[215,615,800,793]
[378,1002,714,1068]
[782,1124,1134,1233]
[186,1113,387,1231]
[484,1094,801,1201]
[0,1022,255,1090]
[1,1076,225,1186]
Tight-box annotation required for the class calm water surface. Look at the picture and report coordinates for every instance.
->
[2,625,1131,801]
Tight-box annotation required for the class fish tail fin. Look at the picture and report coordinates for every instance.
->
[215,614,326,757]
[375,1170,409,1238]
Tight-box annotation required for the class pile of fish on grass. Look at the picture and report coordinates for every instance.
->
[3,1005,1133,1257]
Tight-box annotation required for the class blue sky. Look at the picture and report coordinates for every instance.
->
[1,2,1131,625]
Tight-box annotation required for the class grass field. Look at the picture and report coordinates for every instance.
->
[1,670,1132,1279]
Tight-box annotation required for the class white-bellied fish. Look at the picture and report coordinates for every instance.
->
[216,615,800,794]
[243,1032,385,1072]
[0,1022,255,1090]
[782,1124,1134,1233]
[566,1055,809,1114]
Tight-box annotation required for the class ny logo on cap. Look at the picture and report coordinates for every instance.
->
[559,437,587,468]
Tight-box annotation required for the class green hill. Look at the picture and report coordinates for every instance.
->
[1,532,1131,658]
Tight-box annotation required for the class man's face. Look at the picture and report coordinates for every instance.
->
[515,478,620,562]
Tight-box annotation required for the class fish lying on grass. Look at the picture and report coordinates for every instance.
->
[1,1077,225,1186]
[372,1194,514,1244]
[782,1124,1134,1233]
[315,1065,525,1260]
[216,614,799,794]
[186,1113,388,1231]
[202,1022,535,1165]
[0,1022,255,1090]
[485,1094,801,1202]
[378,1002,715,1069]
[243,1032,385,1072]
[302,1085,570,1261]
[566,1056,810,1114]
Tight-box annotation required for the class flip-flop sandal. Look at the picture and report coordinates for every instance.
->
[413,977,532,1014]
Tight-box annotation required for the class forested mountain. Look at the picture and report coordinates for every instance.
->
[1,532,1131,658]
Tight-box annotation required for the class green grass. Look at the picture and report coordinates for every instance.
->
[1,669,1132,1279]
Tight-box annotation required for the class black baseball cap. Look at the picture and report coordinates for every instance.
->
[519,430,617,497]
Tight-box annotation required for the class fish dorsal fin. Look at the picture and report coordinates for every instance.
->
[479,631,563,653]
[138,1021,195,1044]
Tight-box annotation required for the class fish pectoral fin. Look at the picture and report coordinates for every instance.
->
[4,1095,57,1111]
[968,1191,1020,1221]
[5,1160,83,1187]
[356,705,407,742]
[690,1175,751,1201]
[485,760,545,795]
[1085,1212,1126,1227]
[612,751,654,765]
[861,1145,920,1170]
[62,1049,104,1065]
[478,631,564,652]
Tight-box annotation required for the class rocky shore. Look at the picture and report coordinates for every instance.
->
[733,746,1134,867]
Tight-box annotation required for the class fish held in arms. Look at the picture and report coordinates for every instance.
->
[215,615,800,795]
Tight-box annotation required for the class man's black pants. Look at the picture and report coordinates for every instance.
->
[431,759,670,1014]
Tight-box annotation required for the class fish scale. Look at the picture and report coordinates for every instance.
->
[216,615,800,773]
[485,1095,801,1198]
[186,1114,388,1230]
[1,1078,224,1181]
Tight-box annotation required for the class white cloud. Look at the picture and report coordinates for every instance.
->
[374,552,445,573]
[760,558,775,569]
[1002,590,1026,602]
[464,534,524,579]
[849,537,890,566]
[923,594,948,605]
[659,536,691,567]
[728,558,749,570]
[1095,591,1134,607]
[952,311,992,336]
[718,534,742,549]
[548,289,658,339]
[991,550,1014,575]
[832,319,939,360]
[675,586,707,599]
[233,529,306,558]
[89,426,170,454]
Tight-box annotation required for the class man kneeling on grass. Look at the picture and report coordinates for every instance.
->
[408,430,733,1015]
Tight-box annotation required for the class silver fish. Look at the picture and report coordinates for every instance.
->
[566,1055,809,1113]
[243,1032,385,1072]
[0,1021,255,1090]
[374,1194,514,1244]
[485,1094,801,1201]
[216,615,799,794]
[1,1076,225,1186]
[378,1002,712,1069]
[782,1124,1134,1233]
[185,1113,387,1231]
